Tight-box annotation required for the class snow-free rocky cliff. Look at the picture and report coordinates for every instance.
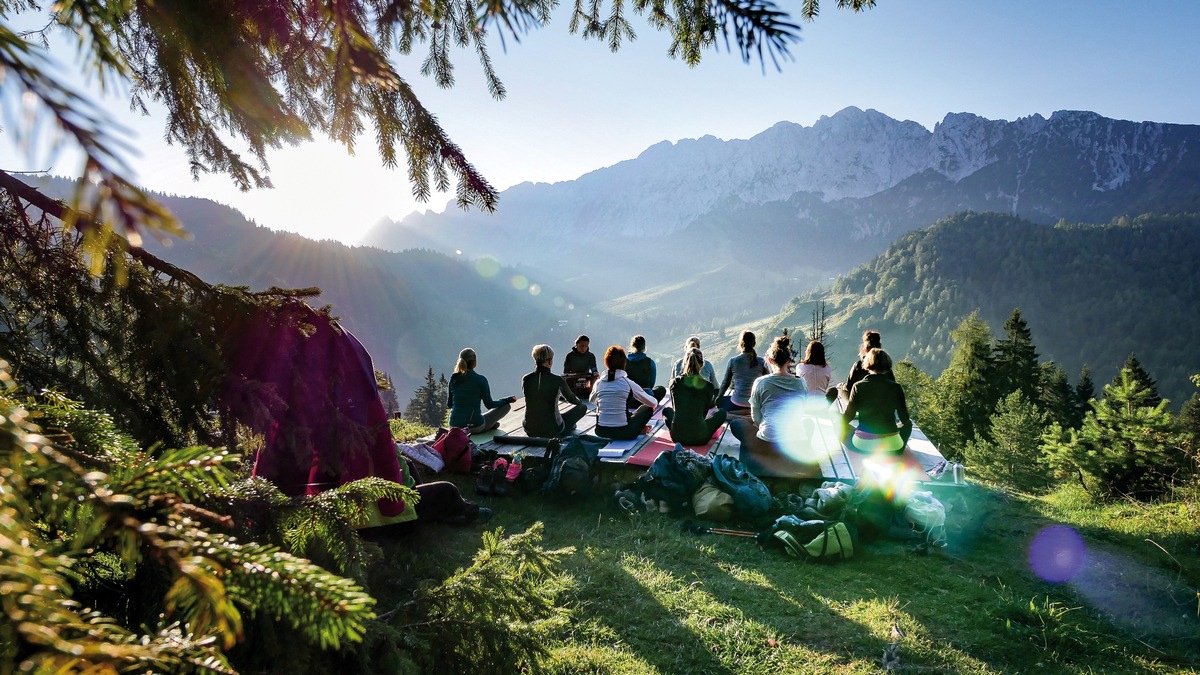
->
[364,107,1200,297]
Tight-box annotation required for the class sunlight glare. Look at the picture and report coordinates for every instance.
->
[474,256,500,278]
[1029,525,1087,583]
[775,396,842,465]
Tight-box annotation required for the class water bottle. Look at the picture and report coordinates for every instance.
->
[505,451,523,482]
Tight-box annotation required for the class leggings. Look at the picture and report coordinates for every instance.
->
[467,401,511,434]
[595,405,654,441]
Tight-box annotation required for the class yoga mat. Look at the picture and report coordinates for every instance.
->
[626,425,721,467]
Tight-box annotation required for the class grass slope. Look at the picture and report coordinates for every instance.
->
[374,479,1200,673]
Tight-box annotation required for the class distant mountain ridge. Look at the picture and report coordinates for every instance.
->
[27,178,587,399]
[364,108,1200,307]
[764,211,1200,405]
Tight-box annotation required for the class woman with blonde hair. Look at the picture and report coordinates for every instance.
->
[670,335,718,389]
[522,344,587,437]
[841,348,912,455]
[729,335,817,477]
[663,348,727,446]
[446,347,515,434]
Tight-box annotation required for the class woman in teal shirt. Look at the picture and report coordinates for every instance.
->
[447,347,515,433]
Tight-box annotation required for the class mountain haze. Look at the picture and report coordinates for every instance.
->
[365,108,1200,312]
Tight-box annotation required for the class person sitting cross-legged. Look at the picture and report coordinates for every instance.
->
[447,347,515,434]
[591,345,658,441]
[522,343,588,438]
[841,348,912,455]
[664,347,727,446]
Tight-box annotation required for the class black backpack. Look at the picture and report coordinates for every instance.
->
[541,435,603,499]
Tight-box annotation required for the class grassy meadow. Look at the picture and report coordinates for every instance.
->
[370,470,1200,674]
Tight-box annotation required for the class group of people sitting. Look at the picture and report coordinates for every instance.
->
[445,329,913,467]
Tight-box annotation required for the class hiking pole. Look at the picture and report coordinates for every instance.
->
[681,521,758,538]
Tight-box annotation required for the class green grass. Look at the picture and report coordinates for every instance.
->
[370,477,1200,673]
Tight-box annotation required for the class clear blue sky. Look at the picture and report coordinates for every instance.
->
[2,1,1199,243]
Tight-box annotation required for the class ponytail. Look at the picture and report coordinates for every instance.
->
[604,345,627,381]
[454,347,476,374]
[739,331,757,364]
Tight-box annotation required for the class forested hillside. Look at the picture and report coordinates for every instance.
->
[769,211,1200,404]
[26,178,586,398]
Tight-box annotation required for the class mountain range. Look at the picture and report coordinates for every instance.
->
[21,107,1200,405]
[364,107,1200,315]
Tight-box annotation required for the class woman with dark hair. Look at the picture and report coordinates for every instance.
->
[663,348,727,446]
[845,330,892,391]
[590,345,658,440]
[625,334,666,402]
[729,336,814,476]
[562,334,599,398]
[719,330,768,414]
[798,340,834,399]
[446,347,515,434]
[841,348,912,455]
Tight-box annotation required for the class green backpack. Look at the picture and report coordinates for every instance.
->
[711,454,772,520]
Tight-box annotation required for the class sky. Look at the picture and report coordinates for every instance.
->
[2,1,1199,244]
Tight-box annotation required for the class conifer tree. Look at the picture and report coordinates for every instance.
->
[934,312,995,453]
[1043,369,1183,500]
[992,308,1040,402]
[405,367,446,427]
[1180,392,1200,469]
[1037,361,1074,429]
[1071,365,1095,429]
[963,390,1048,492]
[377,371,401,417]
[1116,354,1162,408]
[1,0,873,253]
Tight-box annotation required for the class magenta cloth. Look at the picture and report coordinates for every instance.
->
[227,302,406,518]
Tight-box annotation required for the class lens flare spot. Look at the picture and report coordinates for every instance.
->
[474,257,500,278]
[511,275,529,290]
[774,396,843,465]
[529,283,541,296]
[1029,525,1087,583]
[553,296,565,307]
[567,303,575,310]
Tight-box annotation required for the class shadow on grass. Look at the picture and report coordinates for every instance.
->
[376,477,1199,672]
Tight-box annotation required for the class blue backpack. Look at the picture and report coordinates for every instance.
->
[711,455,772,519]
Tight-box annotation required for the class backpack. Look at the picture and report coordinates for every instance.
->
[760,515,855,562]
[710,454,772,519]
[541,435,603,499]
[692,479,735,522]
[632,445,710,507]
[431,427,474,474]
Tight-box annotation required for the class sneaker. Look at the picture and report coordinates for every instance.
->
[473,506,494,524]
[475,465,494,496]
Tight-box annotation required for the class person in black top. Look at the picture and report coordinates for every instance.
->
[841,348,912,455]
[625,334,666,402]
[522,344,588,437]
[562,334,599,398]
[663,348,727,446]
